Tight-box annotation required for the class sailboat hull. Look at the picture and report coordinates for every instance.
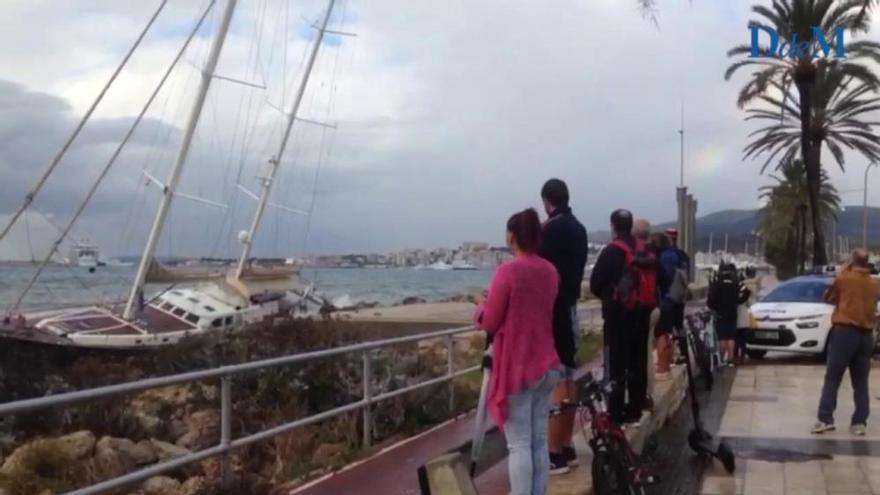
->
[1,280,302,350]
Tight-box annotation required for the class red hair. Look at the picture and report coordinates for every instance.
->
[507,208,542,253]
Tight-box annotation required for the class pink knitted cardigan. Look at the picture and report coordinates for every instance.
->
[473,254,560,426]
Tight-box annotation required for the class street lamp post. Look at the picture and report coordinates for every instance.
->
[863,163,877,250]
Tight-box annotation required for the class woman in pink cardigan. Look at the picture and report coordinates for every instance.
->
[473,208,562,495]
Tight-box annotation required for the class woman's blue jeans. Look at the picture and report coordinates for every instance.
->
[505,367,563,495]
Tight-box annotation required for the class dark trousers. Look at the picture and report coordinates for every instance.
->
[605,309,650,423]
[734,328,748,359]
[817,326,873,426]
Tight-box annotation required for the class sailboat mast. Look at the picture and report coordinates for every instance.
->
[0,0,169,245]
[123,0,238,320]
[235,0,336,279]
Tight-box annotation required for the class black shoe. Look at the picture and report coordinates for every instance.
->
[562,446,579,467]
[549,452,570,475]
[624,411,643,425]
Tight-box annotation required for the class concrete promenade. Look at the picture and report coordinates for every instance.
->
[703,360,880,495]
[475,364,687,495]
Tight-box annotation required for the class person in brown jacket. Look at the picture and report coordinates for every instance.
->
[812,249,880,436]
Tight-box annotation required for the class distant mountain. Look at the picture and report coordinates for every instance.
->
[590,206,880,251]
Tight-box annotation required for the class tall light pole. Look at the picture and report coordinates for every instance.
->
[863,162,876,249]
[679,99,685,187]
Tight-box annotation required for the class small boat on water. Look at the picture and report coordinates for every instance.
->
[451,260,477,271]
[427,261,453,271]
[70,240,103,268]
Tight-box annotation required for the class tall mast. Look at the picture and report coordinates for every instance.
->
[124,0,238,320]
[235,0,336,279]
[678,98,685,187]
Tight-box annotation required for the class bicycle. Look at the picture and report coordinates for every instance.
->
[684,310,716,391]
[553,372,658,495]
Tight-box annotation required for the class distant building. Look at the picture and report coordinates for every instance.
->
[461,241,490,252]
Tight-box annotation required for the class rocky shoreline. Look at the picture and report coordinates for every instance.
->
[0,318,484,494]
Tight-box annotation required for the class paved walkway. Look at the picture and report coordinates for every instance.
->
[475,364,688,495]
[703,361,880,495]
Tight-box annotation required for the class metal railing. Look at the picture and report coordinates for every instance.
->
[0,304,603,495]
[0,325,485,495]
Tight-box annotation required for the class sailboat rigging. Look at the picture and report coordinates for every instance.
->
[1,0,342,350]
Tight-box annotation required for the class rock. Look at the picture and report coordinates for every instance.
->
[150,439,191,462]
[169,419,188,441]
[174,431,201,450]
[311,442,347,466]
[57,430,96,460]
[134,412,164,437]
[180,476,208,495]
[0,435,16,456]
[2,437,80,475]
[401,296,426,305]
[353,301,380,310]
[138,385,199,408]
[176,410,219,450]
[197,384,218,402]
[186,410,219,433]
[199,457,221,479]
[95,436,136,479]
[141,476,181,495]
[131,439,158,465]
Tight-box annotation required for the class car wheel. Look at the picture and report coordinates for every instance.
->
[746,349,767,360]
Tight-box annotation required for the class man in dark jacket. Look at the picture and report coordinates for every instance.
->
[590,209,652,424]
[539,178,588,474]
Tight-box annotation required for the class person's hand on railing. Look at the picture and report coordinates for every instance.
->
[472,290,488,305]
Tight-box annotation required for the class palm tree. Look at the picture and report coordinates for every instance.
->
[760,158,840,276]
[725,0,880,267]
[743,72,880,172]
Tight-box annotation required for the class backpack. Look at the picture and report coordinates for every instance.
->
[661,248,689,304]
[667,267,689,304]
[611,238,658,311]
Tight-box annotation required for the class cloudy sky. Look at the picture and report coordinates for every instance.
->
[1,0,879,260]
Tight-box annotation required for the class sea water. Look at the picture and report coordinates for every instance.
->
[0,264,493,312]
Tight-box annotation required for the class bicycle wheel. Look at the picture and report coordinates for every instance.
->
[591,439,644,495]
[592,450,626,495]
[691,336,714,391]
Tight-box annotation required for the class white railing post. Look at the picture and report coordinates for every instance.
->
[446,335,455,413]
[0,324,483,495]
[362,352,372,448]
[220,375,232,484]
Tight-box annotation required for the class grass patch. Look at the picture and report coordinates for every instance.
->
[576,332,603,366]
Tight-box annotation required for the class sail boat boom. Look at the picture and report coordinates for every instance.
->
[236,184,308,216]
[296,116,336,129]
[212,73,267,90]
[143,170,228,208]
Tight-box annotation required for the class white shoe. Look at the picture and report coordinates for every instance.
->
[811,421,836,434]
[851,424,867,436]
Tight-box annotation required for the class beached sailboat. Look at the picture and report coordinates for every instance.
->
[0,0,342,349]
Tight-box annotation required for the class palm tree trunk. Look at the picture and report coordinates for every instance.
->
[807,143,828,265]
[798,204,807,274]
[795,79,828,267]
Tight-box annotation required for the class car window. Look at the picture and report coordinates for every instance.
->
[762,280,831,303]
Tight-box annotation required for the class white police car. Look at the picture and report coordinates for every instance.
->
[746,274,880,359]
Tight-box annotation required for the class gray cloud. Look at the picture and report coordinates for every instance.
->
[1,0,879,261]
